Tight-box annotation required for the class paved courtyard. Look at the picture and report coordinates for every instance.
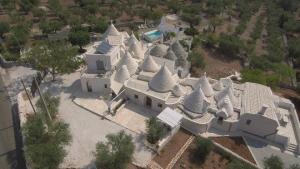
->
[19,71,153,168]
[244,137,300,169]
[112,102,159,134]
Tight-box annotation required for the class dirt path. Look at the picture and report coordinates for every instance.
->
[240,5,264,41]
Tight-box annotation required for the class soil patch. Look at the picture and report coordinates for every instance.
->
[153,129,192,168]
[211,137,256,164]
[173,140,230,169]
[191,48,242,79]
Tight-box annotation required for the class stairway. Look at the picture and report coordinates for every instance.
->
[287,143,298,154]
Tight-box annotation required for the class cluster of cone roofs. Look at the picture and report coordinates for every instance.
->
[107,23,234,118]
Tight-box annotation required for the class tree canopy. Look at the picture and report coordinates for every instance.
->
[0,22,10,38]
[68,28,90,52]
[263,155,283,169]
[194,136,213,163]
[94,130,135,169]
[24,40,83,80]
[146,117,167,144]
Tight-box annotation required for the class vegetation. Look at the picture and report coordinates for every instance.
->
[36,92,60,120]
[0,22,10,38]
[146,117,167,144]
[94,131,134,169]
[188,49,206,69]
[263,155,283,169]
[227,159,256,169]
[24,40,83,80]
[23,93,71,169]
[218,34,244,58]
[194,136,213,163]
[68,27,90,52]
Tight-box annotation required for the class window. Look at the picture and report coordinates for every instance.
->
[104,84,108,88]
[246,119,252,125]
[158,103,162,108]
[134,95,138,99]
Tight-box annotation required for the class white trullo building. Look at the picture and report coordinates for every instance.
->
[80,23,300,155]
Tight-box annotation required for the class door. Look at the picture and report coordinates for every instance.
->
[86,81,92,92]
[145,97,152,108]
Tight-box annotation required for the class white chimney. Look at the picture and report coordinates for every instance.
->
[259,104,269,115]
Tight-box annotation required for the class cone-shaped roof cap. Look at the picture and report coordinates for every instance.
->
[172,84,184,97]
[183,86,209,114]
[119,52,138,75]
[214,86,235,104]
[115,65,130,83]
[164,49,177,60]
[128,32,139,46]
[150,45,166,57]
[141,55,160,72]
[171,41,187,59]
[196,73,214,97]
[149,64,176,92]
[104,23,120,37]
[222,96,234,116]
[213,80,224,91]
[129,42,143,59]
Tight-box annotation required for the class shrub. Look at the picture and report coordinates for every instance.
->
[218,34,244,58]
[184,27,199,36]
[146,117,167,144]
[188,50,206,69]
[194,136,213,163]
[263,155,283,169]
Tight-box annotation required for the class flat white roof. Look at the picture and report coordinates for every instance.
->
[157,107,183,128]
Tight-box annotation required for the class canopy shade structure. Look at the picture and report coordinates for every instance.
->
[157,107,183,128]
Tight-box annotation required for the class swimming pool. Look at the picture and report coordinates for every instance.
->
[144,30,162,42]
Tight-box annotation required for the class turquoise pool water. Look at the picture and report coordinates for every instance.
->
[145,30,162,41]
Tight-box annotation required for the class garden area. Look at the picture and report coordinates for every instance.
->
[173,136,256,169]
[153,129,192,168]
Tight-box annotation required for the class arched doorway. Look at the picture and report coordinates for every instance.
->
[145,96,152,108]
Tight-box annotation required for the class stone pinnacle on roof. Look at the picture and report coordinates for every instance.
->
[150,45,167,57]
[104,23,120,37]
[171,40,187,59]
[114,65,130,83]
[195,72,214,97]
[172,84,184,97]
[164,49,177,60]
[213,80,224,91]
[119,51,138,75]
[183,86,210,114]
[128,32,139,46]
[214,86,235,104]
[129,41,143,59]
[141,55,160,72]
[149,64,176,92]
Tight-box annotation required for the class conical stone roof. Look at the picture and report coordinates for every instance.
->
[214,86,235,104]
[129,42,143,59]
[172,84,184,97]
[164,49,177,60]
[150,45,166,57]
[119,52,138,75]
[141,55,160,72]
[149,64,176,92]
[222,97,234,116]
[104,23,120,37]
[114,65,130,83]
[183,86,210,114]
[128,32,139,46]
[171,41,187,59]
[213,80,224,91]
[195,73,214,97]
